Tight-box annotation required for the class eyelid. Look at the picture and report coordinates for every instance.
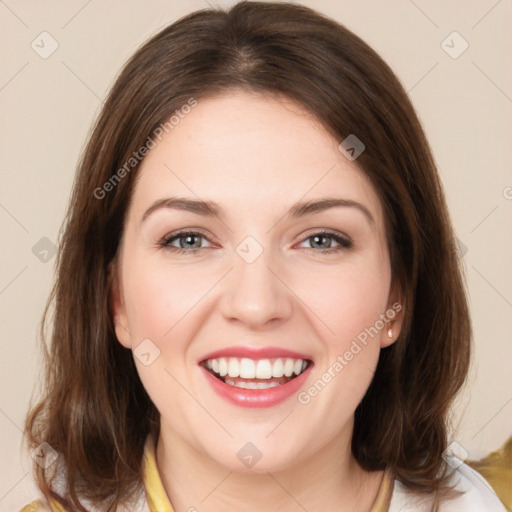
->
[159,228,214,249]
[294,229,352,252]
[295,228,351,244]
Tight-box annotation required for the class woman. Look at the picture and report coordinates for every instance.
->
[20,1,506,511]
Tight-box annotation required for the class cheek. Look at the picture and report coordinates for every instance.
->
[294,254,391,343]
[122,256,211,341]
[301,253,391,407]
[121,258,204,415]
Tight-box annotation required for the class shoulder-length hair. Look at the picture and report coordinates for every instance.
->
[24,1,471,510]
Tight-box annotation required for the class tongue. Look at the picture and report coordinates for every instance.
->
[224,375,294,385]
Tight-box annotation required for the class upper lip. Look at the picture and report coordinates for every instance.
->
[199,346,313,363]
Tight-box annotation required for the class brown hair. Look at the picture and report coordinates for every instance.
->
[24,1,471,510]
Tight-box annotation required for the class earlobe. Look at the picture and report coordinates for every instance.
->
[381,323,398,348]
[108,261,132,349]
[381,286,405,348]
[381,312,403,348]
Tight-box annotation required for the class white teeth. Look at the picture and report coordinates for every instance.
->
[224,378,281,389]
[272,358,284,377]
[218,357,228,376]
[204,356,309,380]
[239,358,256,378]
[256,359,272,379]
[283,358,295,377]
[227,358,240,378]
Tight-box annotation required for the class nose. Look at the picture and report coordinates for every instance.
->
[219,245,293,329]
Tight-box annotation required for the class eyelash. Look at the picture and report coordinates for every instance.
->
[159,230,352,255]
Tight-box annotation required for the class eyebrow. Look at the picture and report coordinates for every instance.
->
[141,196,375,226]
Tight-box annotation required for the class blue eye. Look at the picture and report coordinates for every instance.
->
[298,231,352,254]
[160,231,210,254]
[159,230,352,255]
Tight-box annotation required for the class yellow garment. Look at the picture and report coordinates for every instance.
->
[142,433,176,512]
[467,436,512,511]
[20,432,394,512]
[18,501,55,512]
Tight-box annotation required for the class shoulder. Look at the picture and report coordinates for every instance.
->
[19,450,149,512]
[18,498,65,511]
[18,494,147,512]
[388,462,507,512]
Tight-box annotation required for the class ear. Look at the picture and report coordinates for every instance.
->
[108,260,132,349]
[380,280,405,348]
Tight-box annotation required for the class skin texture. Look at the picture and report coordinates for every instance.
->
[110,90,404,512]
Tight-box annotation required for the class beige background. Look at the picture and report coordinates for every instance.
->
[1,0,511,509]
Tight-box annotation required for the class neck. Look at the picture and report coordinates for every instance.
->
[155,419,384,512]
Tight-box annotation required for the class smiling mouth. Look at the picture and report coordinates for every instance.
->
[201,356,312,389]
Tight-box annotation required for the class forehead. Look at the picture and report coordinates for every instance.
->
[129,91,385,231]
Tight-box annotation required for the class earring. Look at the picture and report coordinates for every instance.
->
[387,328,393,338]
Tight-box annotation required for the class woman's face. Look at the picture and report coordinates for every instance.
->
[111,90,402,472]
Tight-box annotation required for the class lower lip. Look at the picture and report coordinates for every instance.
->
[201,365,312,408]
